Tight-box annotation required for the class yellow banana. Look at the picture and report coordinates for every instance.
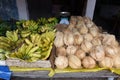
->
[30,34,36,43]
[0,42,10,47]
[41,45,52,60]
[25,38,33,45]
[28,46,39,54]
[6,31,13,41]
[0,37,10,43]
[13,30,18,42]
[18,44,26,53]
[21,31,31,38]
[25,44,33,54]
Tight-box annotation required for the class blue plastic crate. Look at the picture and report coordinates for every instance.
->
[0,66,11,80]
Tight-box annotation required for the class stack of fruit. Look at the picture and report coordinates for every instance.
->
[54,16,120,69]
[0,17,58,63]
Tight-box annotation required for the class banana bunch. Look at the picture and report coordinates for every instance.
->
[0,31,24,52]
[47,17,58,25]
[37,18,48,25]
[22,20,38,31]
[24,31,55,60]
[6,29,19,42]
[38,25,55,33]
[0,18,57,62]
[40,31,55,48]
[20,30,31,38]
[0,49,10,60]
[38,17,58,25]
[30,33,41,46]
[9,44,41,62]
[39,31,55,60]
[37,17,57,33]
[0,36,11,51]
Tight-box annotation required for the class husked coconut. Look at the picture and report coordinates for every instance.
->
[83,17,94,28]
[54,31,64,47]
[99,57,113,68]
[102,33,119,46]
[63,29,74,46]
[81,40,93,53]
[82,56,96,69]
[68,55,81,69]
[73,31,83,45]
[55,56,68,69]
[69,16,77,25]
[75,49,86,59]
[66,45,78,55]
[104,45,118,58]
[113,55,120,68]
[90,45,105,61]
[89,25,99,37]
[56,47,66,56]
[79,24,88,34]
[84,33,93,41]
[92,37,102,46]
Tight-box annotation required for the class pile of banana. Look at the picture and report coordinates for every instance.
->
[0,17,57,62]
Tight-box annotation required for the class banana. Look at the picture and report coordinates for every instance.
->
[0,42,10,47]
[13,30,18,42]
[30,34,36,43]
[0,36,10,43]
[28,46,39,54]
[45,37,51,42]
[30,53,41,58]
[6,31,13,41]
[0,49,5,53]
[21,30,31,38]
[21,30,31,34]
[35,34,41,41]
[25,38,33,45]
[25,44,33,54]
[41,45,52,60]
[18,44,26,53]
[22,20,29,28]
[6,30,19,42]
[21,32,31,38]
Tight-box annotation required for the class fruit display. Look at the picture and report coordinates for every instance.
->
[0,17,58,63]
[54,16,120,69]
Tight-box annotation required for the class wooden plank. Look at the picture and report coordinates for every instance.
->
[12,70,120,78]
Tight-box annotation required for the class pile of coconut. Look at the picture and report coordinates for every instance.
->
[54,16,120,69]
